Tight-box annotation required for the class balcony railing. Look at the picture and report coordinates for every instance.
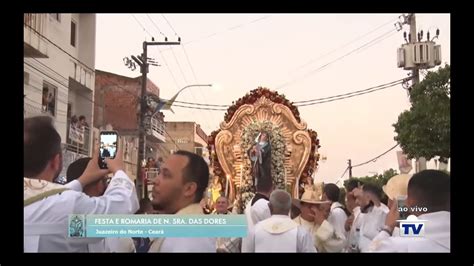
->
[147,117,166,143]
[65,119,91,156]
[24,13,46,34]
[24,13,48,58]
[70,62,94,90]
[145,168,160,183]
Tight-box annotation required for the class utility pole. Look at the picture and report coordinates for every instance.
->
[128,39,180,200]
[409,13,419,86]
[408,13,427,172]
[348,159,352,178]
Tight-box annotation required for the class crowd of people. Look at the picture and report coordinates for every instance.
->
[24,115,450,253]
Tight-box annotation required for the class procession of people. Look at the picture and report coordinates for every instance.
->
[24,116,450,253]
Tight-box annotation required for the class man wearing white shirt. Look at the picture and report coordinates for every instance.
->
[241,176,273,252]
[148,151,215,252]
[369,170,450,252]
[323,183,348,239]
[24,116,139,252]
[293,183,346,252]
[355,184,389,252]
[343,179,364,252]
[66,157,136,253]
[244,190,316,252]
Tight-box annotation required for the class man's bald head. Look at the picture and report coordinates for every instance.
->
[269,189,291,215]
[215,196,229,214]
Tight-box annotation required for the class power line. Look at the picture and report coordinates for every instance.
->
[289,16,399,75]
[295,81,406,107]
[171,80,400,110]
[179,45,219,132]
[335,143,399,185]
[24,22,95,73]
[336,167,349,184]
[352,143,399,168]
[137,16,182,90]
[146,14,166,38]
[131,14,153,38]
[161,14,178,36]
[174,100,229,107]
[164,78,408,108]
[132,14,212,132]
[144,15,214,132]
[154,48,182,89]
[25,60,150,116]
[29,58,70,85]
[24,60,95,105]
[181,44,198,83]
[170,48,189,84]
[26,74,183,153]
[24,61,68,88]
[153,15,216,133]
[163,126,181,150]
[277,28,398,90]
[172,104,226,111]
[134,13,221,128]
[159,15,271,51]
[294,78,406,104]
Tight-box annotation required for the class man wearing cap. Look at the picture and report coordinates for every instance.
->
[244,190,316,252]
[293,183,346,252]
[369,170,450,252]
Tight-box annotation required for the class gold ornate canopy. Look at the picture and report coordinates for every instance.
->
[214,95,313,203]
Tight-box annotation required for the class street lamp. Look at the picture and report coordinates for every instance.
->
[148,83,213,143]
[143,83,213,198]
[177,84,213,96]
[151,84,213,118]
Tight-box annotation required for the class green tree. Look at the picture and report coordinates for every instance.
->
[393,64,450,163]
[343,168,398,189]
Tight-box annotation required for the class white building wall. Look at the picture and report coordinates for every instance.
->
[24,13,96,156]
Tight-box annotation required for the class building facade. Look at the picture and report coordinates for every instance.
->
[94,70,165,182]
[24,13,96,178]
[161,121,209,161]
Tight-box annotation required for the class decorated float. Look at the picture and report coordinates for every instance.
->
[208,87,321,213]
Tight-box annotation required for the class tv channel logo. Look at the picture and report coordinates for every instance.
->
[397,215,426,237]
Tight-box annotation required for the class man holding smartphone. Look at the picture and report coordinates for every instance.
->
[24,116,139,252]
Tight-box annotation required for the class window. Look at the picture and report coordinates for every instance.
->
[70,20,76,47]
[42,81,57,117]
[67,103,72,119]
[50,13,61,22]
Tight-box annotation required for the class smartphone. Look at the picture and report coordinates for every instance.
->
[397,195,409,219]
[98,131,119,169]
